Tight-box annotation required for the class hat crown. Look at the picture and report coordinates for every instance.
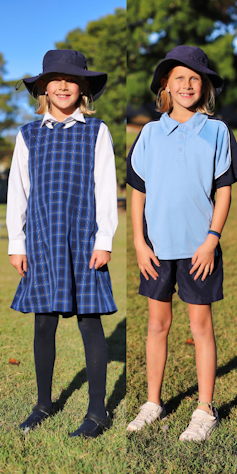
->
[42,50,88,73]
[166,45,209,68]
[22,49,107,101]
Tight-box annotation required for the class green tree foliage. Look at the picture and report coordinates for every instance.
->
[0,52,19,134]
[56,8,126,187]
[0,52,18,168]
[127,0,237,110]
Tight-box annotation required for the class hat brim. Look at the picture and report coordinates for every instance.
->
[23,66,107,101]
[150,58,224,97]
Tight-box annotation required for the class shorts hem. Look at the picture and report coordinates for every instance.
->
[138,288,176,300]
[178,290,223,305]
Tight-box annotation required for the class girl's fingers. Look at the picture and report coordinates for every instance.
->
[209,261,214,275]
[92,259,102,270]
[190,260,199,275]
[152,255,160,267]
[94,259,107,269]
[17,265,25,277]
[192,262,213,281]
[193,264,205,281]
[23,258,27,272]
[191,253,198,266]
[9,256,27,277]
[147,261,158,279]
[139,263,158,280]
[140,266,149,281]
[89,255,95,269]
[201,265,210,281]
[148,268,158,280]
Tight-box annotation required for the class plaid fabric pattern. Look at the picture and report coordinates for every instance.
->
[11,118,117,315]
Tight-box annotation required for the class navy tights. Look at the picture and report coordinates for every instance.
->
[34,313,107,419]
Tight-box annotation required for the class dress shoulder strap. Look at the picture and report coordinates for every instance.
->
[21,120,42,149]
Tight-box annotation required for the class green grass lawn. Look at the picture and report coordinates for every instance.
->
[0,207,126,474]
[127,184,237,474]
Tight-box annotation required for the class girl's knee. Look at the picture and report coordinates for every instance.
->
[148,316,171,335]
[148,299,172,335]
[35,313,58,339]
[190,317,213,338]
[189,305,213,338]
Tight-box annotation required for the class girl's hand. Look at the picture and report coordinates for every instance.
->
[9,255,27,277]
[135,240,160,281]
[190,234,219,281]
[89,250,111,270]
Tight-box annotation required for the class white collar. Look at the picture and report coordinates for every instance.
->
[41,108,86,127]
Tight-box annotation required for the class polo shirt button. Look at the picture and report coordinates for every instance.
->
[180,135,184,139]
[179,147,183,152]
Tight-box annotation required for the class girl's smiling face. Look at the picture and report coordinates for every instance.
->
[41,74,80,119]
[166,65,203,116]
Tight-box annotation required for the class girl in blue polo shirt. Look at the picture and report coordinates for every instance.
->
[7,49,118,438]
[127,45,237,441]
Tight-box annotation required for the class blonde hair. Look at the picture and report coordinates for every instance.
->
[35,76,96,116]
[156,71,215,116]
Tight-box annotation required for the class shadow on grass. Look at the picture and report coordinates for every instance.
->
[165,356,237,419]
[54,318,126,416]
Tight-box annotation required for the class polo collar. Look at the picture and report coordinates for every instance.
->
[161,112,208,136]
[41,108,86,128]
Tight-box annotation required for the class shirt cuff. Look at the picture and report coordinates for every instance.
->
[8,240,26,255]
[93,235,113,252]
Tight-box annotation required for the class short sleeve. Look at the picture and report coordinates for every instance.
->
[214,125,231,180]
[215,123,237,188]
[127,130,146,193]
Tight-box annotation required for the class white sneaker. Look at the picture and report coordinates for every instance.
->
[179,407,219,442]
[127,400,166,432]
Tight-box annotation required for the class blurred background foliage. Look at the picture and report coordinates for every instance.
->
[127,0,237,116]
[0,8,126,191]
[0,52,18,166]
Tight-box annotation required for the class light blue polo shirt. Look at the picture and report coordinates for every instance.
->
[131,112,231,259]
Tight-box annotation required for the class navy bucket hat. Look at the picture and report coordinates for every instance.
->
[22,49,108,101]
[150,45,224,97]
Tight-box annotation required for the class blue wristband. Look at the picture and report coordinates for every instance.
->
[208,230,221,239]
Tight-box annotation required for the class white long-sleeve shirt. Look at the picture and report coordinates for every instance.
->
[7,108,118,255]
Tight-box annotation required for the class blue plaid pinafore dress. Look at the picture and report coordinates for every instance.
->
[11,118,117,316]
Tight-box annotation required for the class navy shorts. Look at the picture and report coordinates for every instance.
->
[139,256,223,304]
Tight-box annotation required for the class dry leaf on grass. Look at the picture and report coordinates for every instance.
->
[9,358,20,365]
[185,338,195,346]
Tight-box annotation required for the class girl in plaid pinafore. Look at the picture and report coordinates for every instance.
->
[7,50,118,438]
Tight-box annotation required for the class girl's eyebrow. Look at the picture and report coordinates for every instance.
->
[175,74,200,79]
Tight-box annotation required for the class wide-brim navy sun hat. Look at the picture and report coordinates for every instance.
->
[22,49,108,101]
[150,45,224,97]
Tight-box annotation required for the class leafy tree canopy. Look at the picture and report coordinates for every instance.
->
[0,52,20,134]
[127,0,237,110]
[0,52,24,167]
[56,8,126,187]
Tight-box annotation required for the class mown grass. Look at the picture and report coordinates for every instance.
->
[0,206,126,474]
[127,181,237,474]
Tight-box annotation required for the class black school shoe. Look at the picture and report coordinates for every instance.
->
[70,412,111,438]
[19,404,53,434]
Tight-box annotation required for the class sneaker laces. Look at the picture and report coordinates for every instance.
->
[181,409,218,441]
[129,402,163,429]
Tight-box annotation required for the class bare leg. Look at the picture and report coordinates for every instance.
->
[147,297,172,405]
[188,303,216,413]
